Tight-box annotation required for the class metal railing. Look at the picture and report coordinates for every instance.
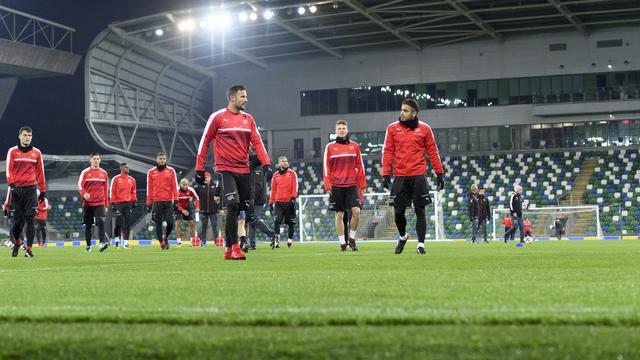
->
[0,5,75,52]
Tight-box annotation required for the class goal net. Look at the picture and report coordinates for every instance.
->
[297,191,446,242]
[491,205,602,240]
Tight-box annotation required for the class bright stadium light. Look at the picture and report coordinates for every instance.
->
[297,6,306,15]
[249,12,258,21]
[309,5,317,13]
[205,12,231,31]
[239,12,248,22]
[263,9,274,19]
[178,19,195,32]
[155,28,164,36]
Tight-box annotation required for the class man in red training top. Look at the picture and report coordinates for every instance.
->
[323,119,367,252]
[175,178,200,247]
[78,152,110,253]
[6,126,47,257]
[381,99,445,255]
[110,162,137,248]
[523,218,533,239]
[502,215,514,242]
[269,156,298,249]
[195,84,271,260]
[35,190,50,246]
[147,152,179,250]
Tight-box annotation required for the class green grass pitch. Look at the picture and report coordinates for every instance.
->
[1,240,638,359]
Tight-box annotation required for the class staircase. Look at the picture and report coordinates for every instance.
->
[562,157,599,235]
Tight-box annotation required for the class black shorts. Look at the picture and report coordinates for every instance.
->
[10,185,38,221]
[389,175,431,208]
[152,201,174,223]
[175,206,195,221]
[83,205,106,226]
[220,171,250,211]
[274,202,296,225]
[329,186,361,212]
[112,202,132,216]
[35,219,47,228]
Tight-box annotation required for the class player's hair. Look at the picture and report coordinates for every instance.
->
[119,162,128,167]
[18,126,32,134]
[90,152,100,158]
[179,178,189,184]
[156,152,166,158]
[336,119,348,127]
[227,85,246,100]
[278,155,288,161]
[402,99,419,113]
[470,184,477,191]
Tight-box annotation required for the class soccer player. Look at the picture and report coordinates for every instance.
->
[269,156,298,249]
[381,99,445,255]
[35,191,50,246]
[504,185,526,244]
[247,153,278,251]
[175,178,200,247]
[6,126,47,257]
[502,214,514,242]
[467,184,479,243]
[554,217,564,240]
[146,152,179,250]
[195,84,271,260]
[110,162,137,248]
[78,152,110,253]
[523,218,533,239]
[477,187,490,243]
[323,119,367,251]
[193,171,220,247]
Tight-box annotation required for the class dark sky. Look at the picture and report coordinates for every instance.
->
[0,0,210,154]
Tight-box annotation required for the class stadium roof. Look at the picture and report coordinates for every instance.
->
[110,0,640,72]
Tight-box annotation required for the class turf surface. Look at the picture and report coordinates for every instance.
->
[1,241,638,359]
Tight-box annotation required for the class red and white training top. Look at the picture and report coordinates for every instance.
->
[196,107,270,174]
[323,140,367,192]
[177,187,199,212]
[78,167,109,207]
[146,166,179,205]
[381,121,444,177]
[6,145,46,192]
[269,169,298,204]
[110,173,137,204]
[3,187,11,212]
[35,198,49,220]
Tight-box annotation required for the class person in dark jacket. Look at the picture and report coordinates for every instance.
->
[247,154,278,250]
[193,172,220,246]
[477,187,491,243]
[504,185,525,244]
[467,184,479,243]
[554,217,565,240]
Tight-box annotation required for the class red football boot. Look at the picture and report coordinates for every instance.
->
[230,243,246,260]
[223,247,233,260]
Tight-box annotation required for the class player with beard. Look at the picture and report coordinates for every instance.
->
[146,152,179,250]
[269,156,298,249]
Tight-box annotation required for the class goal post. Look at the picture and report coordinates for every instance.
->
[297,191,445,242]
[491,205,602,240]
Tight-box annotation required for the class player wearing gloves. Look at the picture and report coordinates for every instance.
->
[147,152,179,250]
[269,156,298,249]
[381,99,445,255]
[175,178,200,247]
[78,152,110,253]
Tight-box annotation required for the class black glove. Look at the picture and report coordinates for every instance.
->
[9,183,16,192]
[130,201,136,210]
[269,204,274,213]
[382,176,391,190]
[3,209,7,217]
[146,205,152,213]
[173,201,179,212]
[38,191,46,202]
[436,173,445,190]
[262,165,273,182]
[195,170,205,185]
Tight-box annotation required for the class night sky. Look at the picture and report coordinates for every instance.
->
[0,0,210,155]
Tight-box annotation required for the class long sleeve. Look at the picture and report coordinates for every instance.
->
[131,177,137,202]
[291,171,298,199]
[6,148,14,185]
[104,172,109,207]
[77,170,86,196]
[146,170,153,205]
[356,146,367,192]
[191,187,200,209]
[250,120,270,167]
[36,151,46,192]
[381,125,394,177]
[323,144,332,192]
[196,116,218,171]
[172,169,179,202]
[424,126,444,175]
[269,175,278,204]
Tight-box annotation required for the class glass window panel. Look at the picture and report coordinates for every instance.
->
[519,78,531,103]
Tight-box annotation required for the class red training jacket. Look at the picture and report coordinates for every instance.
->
[196,108,270,174]
[269,169,298,204]
[146,166,179,205]
[177,187,199,212]
[381,121,443,177]
[3,187,10,212]
[35,198,49,220]
[110,173,137,204]
[78,167,109,207]
[502,216,513,227]
[6,145,46,192]
[524,220,532,233]
[323,140,367,192]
